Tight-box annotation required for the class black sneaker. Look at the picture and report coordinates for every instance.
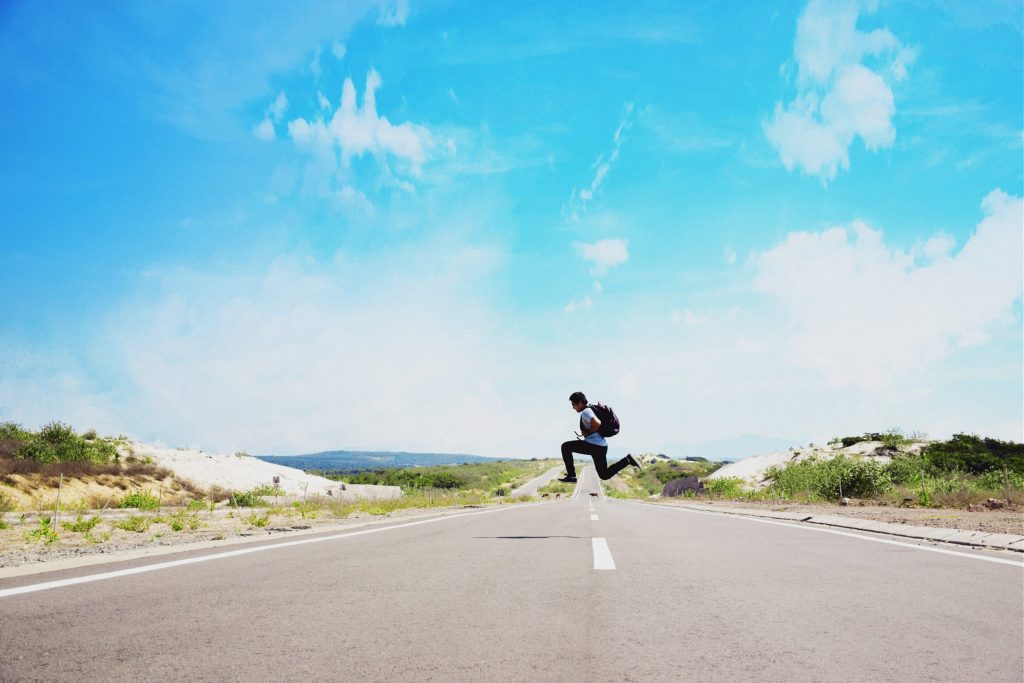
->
[626,455,641,470]
[558,476,577,483]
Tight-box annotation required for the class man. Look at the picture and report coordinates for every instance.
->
[559,391,639,483]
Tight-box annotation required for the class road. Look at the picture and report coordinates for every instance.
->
[1,466,1021,682]
[509,465,564,497]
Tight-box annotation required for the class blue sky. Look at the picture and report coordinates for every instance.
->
[1,0,1021,459]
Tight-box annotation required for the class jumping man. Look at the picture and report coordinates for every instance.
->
[559,391,639,483]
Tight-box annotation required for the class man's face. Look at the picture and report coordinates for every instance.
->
[571,400,586,413]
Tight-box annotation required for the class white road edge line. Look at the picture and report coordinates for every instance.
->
[592,537,615,570]
[0,503,545,599]
[590,514,599,521]
[616,500,1023,568]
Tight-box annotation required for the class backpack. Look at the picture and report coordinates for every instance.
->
[581,402,620,438]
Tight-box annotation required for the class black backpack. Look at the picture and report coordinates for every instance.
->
[581,403,620,438]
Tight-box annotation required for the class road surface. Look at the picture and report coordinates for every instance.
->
[2,467,1021,681]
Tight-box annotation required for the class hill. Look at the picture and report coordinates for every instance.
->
[256,450,499,472]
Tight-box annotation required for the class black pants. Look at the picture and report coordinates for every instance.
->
[560,440,631,480]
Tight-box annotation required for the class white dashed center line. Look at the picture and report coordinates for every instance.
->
[592,537,616,570]
[590,514,599,521]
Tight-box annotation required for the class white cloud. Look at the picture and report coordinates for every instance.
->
[310,47,322,80]
[332,42,347,60]
[317,91,332,112]
[567,103,634,218]
[269,92,289,121]
[753,189,1023,388]
[563,296,593,313]
[253,117,275,141]
[288,69,432,178]
[84,242,523,456]
[579,238,629,276]
[377,0,409,26]
[724,246,737,264]
[764,0,915,181]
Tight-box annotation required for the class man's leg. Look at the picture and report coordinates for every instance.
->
[591,450,639,480]
[560,441,579,479]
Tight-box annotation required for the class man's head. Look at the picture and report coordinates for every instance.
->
[569,391,587,412]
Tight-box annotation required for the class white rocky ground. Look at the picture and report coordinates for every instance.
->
[706,440,927,490]
[121,441,399,500]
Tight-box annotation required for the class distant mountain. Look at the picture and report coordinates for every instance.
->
[256,450,498,472]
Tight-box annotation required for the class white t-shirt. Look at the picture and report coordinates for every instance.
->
[580,407,608,447]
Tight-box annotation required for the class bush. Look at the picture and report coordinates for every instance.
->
[923,434,1024,475]
[119,491,160,510]
[168,511,202,531]
[24,516,58,544]
[704,477,746,498]
[63,515,101,533]
[1,421,117,464]
[886,455,926,486]
[244,512,270,527]
[114,515,153,533]
[975,469,1024,491]
[229,491,266,507]
[249,483,283,497]
[767,456,892,501]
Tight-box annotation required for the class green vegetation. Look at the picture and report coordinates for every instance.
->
[244,511,270,527]
[766,456,892,501]
[838,428,920,449]
[118,490,161,510]
[291,501,321,519]
[168,510,203,531]
[326,459,555,496]
[63,514,101,533]
[249,483,283,497]
[537,481,575,496]
[0,488,14,512]
[228,491,266,507]
[921,434,1024,475]
[608,457,723,498]
[704,477,746,498]
[0,421,117,464]
[114,515,154,533]
[749,435,1024,506]
[24,516,58,544]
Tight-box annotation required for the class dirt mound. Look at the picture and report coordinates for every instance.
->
[0,465,205,512]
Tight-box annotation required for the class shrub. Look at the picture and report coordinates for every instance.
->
[292,501,321,519]
[249,483,283,497]
[767,456,892,501]
[24,517,58,544]
[923,434,1024,475]
[704,477,746,498]
[168,511,202,532]
[63,515,101,533]
[244,512,270,527]
[114,515,153,533]
[229,491,266,507]
[0,488,15,512]
[886,455,926,486]
[975,469,1024,491]
[119,491,160,510]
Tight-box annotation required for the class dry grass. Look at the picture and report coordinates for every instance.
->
[0,457,207,512]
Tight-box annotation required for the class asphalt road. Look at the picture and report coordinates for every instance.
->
[1,466,1021,682]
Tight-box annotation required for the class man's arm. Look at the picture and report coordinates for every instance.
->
[585,415,602,435]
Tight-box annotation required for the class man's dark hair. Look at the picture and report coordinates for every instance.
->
[569,391,587,405]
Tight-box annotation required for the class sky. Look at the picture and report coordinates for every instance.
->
[1,0,1021,460]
